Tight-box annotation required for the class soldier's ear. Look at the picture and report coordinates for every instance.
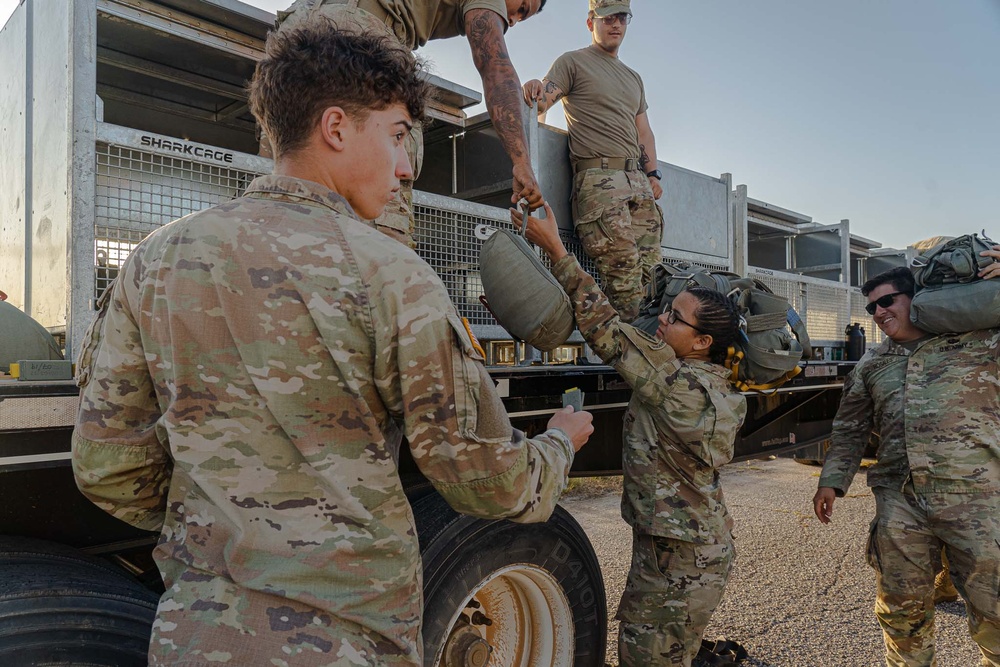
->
[692,333,713,354]
[319,106,349,152]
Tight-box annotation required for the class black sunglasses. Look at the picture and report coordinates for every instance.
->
[865,291,912,315]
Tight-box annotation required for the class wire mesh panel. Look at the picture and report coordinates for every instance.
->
[94,143,261,303]
[413,201,600,325]
[751,273,806,324]
[752,270,856,344]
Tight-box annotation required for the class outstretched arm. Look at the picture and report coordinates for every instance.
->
[466,9,542,209]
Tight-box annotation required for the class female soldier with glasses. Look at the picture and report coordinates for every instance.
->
[518,203,748,667]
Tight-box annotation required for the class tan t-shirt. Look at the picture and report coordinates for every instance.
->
[357,0,507,48]
[545,46,648,166]
[280,0,507,49]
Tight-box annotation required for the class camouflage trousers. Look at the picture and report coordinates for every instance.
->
[869,485,1000,667]
[276,0,423,247]
[616,529,734,666]
[572,168,663,321]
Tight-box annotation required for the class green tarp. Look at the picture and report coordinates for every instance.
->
[0,300,64,372]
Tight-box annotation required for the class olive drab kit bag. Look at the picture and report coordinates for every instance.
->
[633,262,812,392]
[908,231,1000,334]
[478,213,575,352]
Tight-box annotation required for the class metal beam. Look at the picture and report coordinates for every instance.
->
[794,224,842,236]
[97,0,264,61]
[786,263,843,275]
[733,184,748,275]
[216,100,248,121]
[96,84,256,133]
[97,46,246,100]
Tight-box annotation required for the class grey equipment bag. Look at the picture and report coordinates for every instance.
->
[633,262,811,392]
[909,232,1000,334]
[478,210,575,352]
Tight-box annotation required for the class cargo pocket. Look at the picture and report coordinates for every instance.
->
[76,279,117,388]
[574,202,606,233]
[649,534,675,578]
[446,313,483,435]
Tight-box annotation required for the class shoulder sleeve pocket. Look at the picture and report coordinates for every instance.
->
[76,280,117,388]
[617,324,680,403]
[446,313,484,434]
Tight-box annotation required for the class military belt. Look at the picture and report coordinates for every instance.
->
[574,157,639,174]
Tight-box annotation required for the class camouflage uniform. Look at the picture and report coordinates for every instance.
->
[544,1,663,321]
[72,175,576,667]
[551,254,747,667]
[572,167,662,321]
[275,0,504,247]
[819,330,1000,667]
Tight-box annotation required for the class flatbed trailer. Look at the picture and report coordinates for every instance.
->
[0,0,903,664]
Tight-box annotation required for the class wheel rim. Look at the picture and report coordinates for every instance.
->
[435,563,574,667]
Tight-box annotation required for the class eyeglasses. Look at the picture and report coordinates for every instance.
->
[663,306,706,334]
[598,13,631,26]
[864,291,912,315]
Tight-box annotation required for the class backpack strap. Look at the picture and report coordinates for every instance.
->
[740,365,803,393]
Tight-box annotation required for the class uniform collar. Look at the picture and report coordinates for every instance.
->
[685,357,732,382]
[875,336,925,357]
[244,174,360,220]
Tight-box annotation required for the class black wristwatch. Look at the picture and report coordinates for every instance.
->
[646,169,662,180]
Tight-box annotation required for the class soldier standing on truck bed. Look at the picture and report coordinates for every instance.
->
[521,0,664,321]
[813,260,1000,667]
[71,23,593,667]
[521,203,747,667]
[276,0,550,247]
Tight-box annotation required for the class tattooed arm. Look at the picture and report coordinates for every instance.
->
[466,8,542,209]
[636,111,662,199]
[522,78,565,116]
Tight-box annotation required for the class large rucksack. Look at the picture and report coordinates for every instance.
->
[908,232,1000,334]
[633,262,812,392]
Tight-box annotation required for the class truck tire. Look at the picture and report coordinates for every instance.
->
[0,537,158,666]
[415,493,607,667]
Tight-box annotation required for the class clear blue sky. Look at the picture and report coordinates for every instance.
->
[3,0,998,250]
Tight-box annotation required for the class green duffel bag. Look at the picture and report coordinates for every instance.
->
[910,232,995,287]
[910,281,1000,334]
[478,220,575,352]
[909,232,1000,334]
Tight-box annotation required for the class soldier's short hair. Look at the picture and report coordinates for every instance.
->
[861,267,915,297]
[249,22,430,157]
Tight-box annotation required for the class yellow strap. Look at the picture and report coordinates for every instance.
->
[461,317,486,359]
[724,347,744,385]
[724,347,804,393]
[740,365,803,393]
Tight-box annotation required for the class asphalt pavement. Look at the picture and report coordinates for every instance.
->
[562,457,984,667]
